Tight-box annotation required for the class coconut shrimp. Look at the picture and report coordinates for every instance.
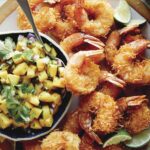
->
[60,32,105,56]
[63,108,82,134]
[49,2,78,40]
[91,92,121,134]
[64,50,102,95]
[105,26,150,85]
[124,103,150,134]
[64,50,126,95]
[79,134,100,150]
[79,134,124,150]
[117,96,150,134]
[17,4,57,32]
[41,131,80,150]
[75,0,114,37]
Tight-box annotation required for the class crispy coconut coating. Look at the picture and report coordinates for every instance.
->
[79,92,102,113]
[92,93,121,134]
[124,103,150,134]
[64,52,101,95]
[63,109,82,134]
[41,131,80,150]
[79,134,100,150]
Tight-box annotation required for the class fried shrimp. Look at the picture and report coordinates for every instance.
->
[63,109,82,134]
[75,0,114,37]
[17,5,57,32]
[92,92,120,134]
[60,32,105,56]
[79,134,100,150]
[123,103,150,134]
[49,3,78,40]
[41,131,80,150]
[64,50,126,95]
[64,50,103,95]
[116,95,150,134]
[105,26,150,85]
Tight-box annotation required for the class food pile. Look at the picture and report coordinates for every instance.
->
[0,34,65,129]
[1,0,150,149]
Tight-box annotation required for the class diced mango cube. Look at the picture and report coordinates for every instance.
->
[28,96,40,106]
[47,64,57,78]
[27,65,36,78]
[43,80,53,90]
[8,74,20,85]
[53,77,65,88]
[36,59,45,71]
[13,62,28,75]
[38,71,48,82]
[30,107,42,119]
[30,120,42,129]
[0,113,12,129]
[39,91,52,102]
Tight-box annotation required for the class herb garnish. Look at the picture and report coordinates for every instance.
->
[1,85,30,123]
[16,84,35,94]
[0,37,15,60]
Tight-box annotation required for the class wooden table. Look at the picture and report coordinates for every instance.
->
[127,0,150,22]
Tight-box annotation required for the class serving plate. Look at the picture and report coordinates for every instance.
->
[0,30,72,141]
[0,0,149,142]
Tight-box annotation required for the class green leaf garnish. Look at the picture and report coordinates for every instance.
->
[1,85,30,123]
[22,50,34,62]
[16,84,35,94]
[0,37,15,60]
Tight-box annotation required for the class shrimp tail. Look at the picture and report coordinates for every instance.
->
[117,95,148,112]
[119,24,139,35]
[100,71,126,88]
[78,112,103,145]
[125,39,150,55]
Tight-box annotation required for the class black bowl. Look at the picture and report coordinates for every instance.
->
[0,30,72,141]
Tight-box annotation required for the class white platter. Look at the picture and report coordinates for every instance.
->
[0,0,149,112]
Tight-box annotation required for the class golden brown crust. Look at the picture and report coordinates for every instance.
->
[63,109,82,134]
[41,131,81,150]
[92,93,121,134]
[79,92,102,113]
[124,103,150,134]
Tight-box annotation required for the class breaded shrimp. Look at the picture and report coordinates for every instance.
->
[79,91,103,113]
[100,82,121,99]
[64,50,103,95]
[79,112,102,144]
[49,3,78,40]
[60,32,105,56]
[79,134,100,150]
[63,109,82,134]
[41,131,81,150]
[117,95,148,113]
[79,134,124,150]
[75,0,114,37]
[17,5,57,32]
[64,50,126,95]
[124,103,150,134]
[105,26,150,85]
[92,92,120,134]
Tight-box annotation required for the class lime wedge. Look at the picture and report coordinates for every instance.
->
[125,127,150,148]
[114,0,131,24]
[103,129,132,148]
[127,19,146,26]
